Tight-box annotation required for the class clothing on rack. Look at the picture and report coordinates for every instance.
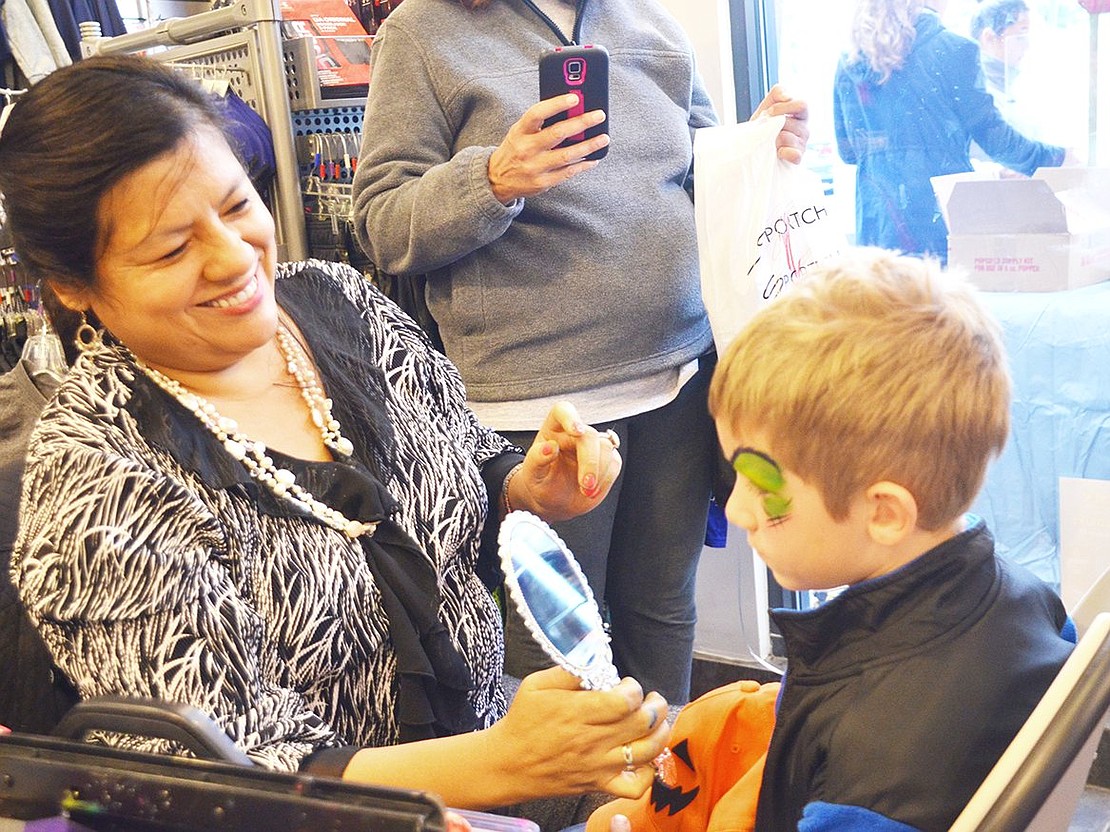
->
[0,15,12,66]
[221,88,277,193]
[0,0,125,83]
[0,358,73,736]
[42,0,83,60]
[1,85,26,133]
[90,0,125,38]
[0,0,70,83]
[0,278,31,373]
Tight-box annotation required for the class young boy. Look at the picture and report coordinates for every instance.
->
[590,248,1074,831]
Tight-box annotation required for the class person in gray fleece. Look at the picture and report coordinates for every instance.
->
[352,0,808,705]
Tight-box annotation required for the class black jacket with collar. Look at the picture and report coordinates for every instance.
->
[756,519,1072,832]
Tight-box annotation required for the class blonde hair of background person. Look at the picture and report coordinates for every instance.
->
[710,247,1009,530]
[834,0,1069,262]
[846,0,931,82]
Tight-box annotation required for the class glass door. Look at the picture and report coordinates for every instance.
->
[749,0,1106,245]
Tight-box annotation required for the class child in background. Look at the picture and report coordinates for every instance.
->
[589,248,1074,831]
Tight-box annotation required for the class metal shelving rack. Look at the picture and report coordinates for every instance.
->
[80,0,310,261]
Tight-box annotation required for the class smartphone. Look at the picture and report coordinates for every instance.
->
[539,45,610,161]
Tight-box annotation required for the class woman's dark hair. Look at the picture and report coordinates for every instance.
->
[0,55,237,293]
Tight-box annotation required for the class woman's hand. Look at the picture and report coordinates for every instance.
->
[487,667,670,799]
[340,666,664,808]
[751,84,810,164]
[508,402,622,522]
[488,96,610,204]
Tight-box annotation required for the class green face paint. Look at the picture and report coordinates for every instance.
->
[731,448,792,521]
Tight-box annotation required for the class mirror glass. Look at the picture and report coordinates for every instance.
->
[498,511,620,690]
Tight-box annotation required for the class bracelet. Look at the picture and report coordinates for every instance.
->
[501,462,524,519]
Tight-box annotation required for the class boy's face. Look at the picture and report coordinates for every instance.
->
[715,419,879,592]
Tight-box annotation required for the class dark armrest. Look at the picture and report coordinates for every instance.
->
[52,696,255,767]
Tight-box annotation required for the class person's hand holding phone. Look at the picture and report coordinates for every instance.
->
[487,94,609,205]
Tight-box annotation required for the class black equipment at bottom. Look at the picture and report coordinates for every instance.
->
[0,697,447,831]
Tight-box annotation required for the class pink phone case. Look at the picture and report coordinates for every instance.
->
[539,45,610,160]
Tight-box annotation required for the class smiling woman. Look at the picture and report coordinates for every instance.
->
[58,127,284,389]
[0,54,664,828]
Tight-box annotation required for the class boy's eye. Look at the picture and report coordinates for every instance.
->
[730,447,792,520]
[227,197,251,215]
[732,449,785,492]
[762,493,792,519]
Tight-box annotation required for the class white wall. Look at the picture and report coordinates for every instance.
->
[657,0,738,124]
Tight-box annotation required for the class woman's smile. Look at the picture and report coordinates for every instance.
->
[201,274,261,310]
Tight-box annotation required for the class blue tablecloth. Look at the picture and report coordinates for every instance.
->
[972,281,1110,589]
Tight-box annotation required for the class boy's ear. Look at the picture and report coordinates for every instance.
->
[864,481,918,546]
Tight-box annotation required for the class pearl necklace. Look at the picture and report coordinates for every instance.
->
[134,324,377,539]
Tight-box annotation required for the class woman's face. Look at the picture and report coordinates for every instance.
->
[70,125,279,375]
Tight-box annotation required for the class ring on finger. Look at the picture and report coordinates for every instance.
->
[604,429,620,450]
[622,742,635,772]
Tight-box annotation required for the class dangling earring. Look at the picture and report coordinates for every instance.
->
[74,311,103,353]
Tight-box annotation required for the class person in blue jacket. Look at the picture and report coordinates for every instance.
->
[833,0,1072,262]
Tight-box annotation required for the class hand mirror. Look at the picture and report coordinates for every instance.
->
[498,510,676,783]
[497,510,620,691]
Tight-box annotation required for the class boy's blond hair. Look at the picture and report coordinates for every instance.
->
[708,248,1010,531]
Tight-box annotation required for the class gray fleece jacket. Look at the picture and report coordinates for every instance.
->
[351,0,718,402]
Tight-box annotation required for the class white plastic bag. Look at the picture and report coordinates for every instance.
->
[694,115,844,355]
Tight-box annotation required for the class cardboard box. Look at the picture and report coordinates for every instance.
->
[280,0,372,90]
[939,168,1110,291]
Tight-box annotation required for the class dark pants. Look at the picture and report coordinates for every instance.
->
[500,356,717,704]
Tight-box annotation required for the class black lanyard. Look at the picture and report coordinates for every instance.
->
[518,0,588,46]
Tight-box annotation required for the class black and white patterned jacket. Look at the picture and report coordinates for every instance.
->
[12,260,514,771]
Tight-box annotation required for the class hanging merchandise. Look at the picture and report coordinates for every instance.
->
[0,0,71,84]
[280,0,372,92]
[1,250,32,373]
[221,88,277,194]
[369,0,400,32]
[90,0,127,37]
[694,115,845,355]
[0,87,21,144]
